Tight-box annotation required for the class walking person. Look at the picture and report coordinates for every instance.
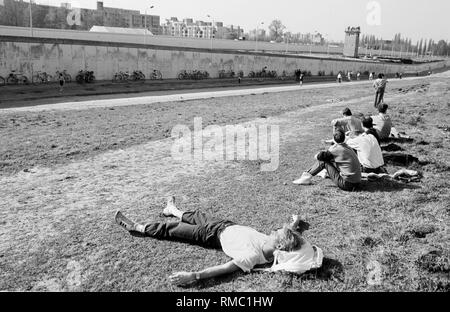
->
[369,72,374,80]
[115,196,323,286]
[58,73,65,93]
[357,72,361,81]
[299,73,304,86]
[347,71,351,82]
[337,72,342,83]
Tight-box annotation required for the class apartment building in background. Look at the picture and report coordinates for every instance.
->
[0,0,161,34]
[161,17,244,40]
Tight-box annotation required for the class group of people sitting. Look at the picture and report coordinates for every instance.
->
[293,104,394,191]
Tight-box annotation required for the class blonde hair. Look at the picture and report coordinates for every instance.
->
[276,225,304,251]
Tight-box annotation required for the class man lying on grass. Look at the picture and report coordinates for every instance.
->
[115,196,323,286]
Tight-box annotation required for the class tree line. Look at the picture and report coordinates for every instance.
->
[360,33,449,57]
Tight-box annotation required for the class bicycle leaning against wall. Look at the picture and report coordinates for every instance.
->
[6,70,29,85]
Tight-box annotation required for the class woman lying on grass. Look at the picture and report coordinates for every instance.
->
[115,196,323,286]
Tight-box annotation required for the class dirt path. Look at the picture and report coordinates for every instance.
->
[0,74,439,113]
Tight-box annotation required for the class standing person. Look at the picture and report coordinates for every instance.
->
[337,72,342,83]
[369,72,374,81]
[347,71,352,82]
[299,73,304,86]
[373,73,387,108]
[295,69,301,82]
[293,129,361,191]
[58,73,65,93]
[357,72,361,80]
[115,196,323,286]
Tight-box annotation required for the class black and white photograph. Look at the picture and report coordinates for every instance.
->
[0,0,449,300]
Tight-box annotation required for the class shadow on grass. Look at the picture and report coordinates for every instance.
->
[302,258,345,282]
[178,257,345,290]
[356,179,422,193]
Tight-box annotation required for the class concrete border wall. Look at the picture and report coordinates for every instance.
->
[0,29,448,81]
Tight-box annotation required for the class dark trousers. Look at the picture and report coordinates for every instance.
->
[375,88,385,107]
[362,166,387,174]
[144,210,235,249]
[307,160,359,191]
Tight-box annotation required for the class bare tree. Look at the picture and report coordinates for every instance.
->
[268,19,285,41]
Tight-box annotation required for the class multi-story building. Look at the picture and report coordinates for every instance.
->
[161,17,243,40]
[96,2,160,34]
[0,0,161,34]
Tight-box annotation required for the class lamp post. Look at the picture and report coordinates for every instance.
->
[29,0,33,37]
[284,35,290,54]
[255,22,264,52]
[207,14,214,50]
[144,5,154,45]
[324,33,330,55]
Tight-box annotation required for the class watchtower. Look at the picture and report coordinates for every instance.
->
[343,26,361,58]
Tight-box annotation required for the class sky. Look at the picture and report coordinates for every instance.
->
[35,0,450,43]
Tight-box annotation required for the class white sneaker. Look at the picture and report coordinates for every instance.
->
[317,169,328,179]
[293,172,313,185]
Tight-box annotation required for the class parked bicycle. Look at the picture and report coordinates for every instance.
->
[32,71,53,84]
[149,69,163,80]
[0,76,5,86]
[218,69,235,79]
[113,71,129,82]
[279,70,295,81]
[6,70,29,85]
[113,70,146,82]
[76,70,95,84]
[177,70,209,80]
[55,70,72,83]
[132,70,146,81]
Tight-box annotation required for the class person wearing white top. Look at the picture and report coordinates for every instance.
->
[346,117,385,173]
[115,196,323,286]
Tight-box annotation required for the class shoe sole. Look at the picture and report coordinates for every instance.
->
[115,211,135,231]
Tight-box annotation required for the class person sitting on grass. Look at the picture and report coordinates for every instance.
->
[115,196,323,286]
[293,129,361,191]
[371,103,393,141]
[331,107,364,138]
[361,116,381,144]
[346,117,386,174]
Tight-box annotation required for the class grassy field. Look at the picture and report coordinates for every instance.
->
[0,74,449,291]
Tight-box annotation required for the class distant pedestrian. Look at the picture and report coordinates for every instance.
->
[337,72,342,83]
[399,73,403,79]
[58,73,65,92]
[369,72,374,80]
[347,72,352,82]
[299,73,304,86]
[295,69,301,82]
[357,72,361,81]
